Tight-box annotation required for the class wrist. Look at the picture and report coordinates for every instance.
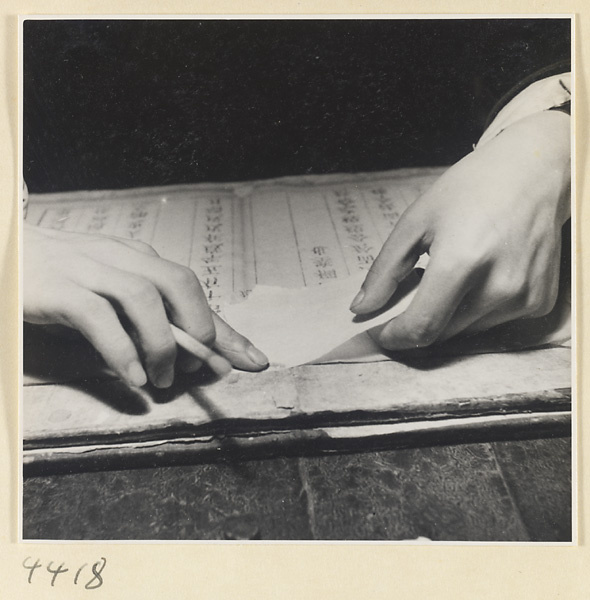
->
[481,110,571,225]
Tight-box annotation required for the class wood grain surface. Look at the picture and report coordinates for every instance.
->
[22,437,571,542]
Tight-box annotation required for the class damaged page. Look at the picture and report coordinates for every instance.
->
[223,262,427,368]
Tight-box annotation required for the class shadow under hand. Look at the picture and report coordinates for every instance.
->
[67,378,151,416]
[149,363,225,405]
[24,323,231,416]
[24,323,110,384]
[24,324,151,415]
[66,360,233,416]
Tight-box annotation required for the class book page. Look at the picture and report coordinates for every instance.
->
[26,169,439,295]
[25,169,443,368]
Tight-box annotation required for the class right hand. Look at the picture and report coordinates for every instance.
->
[350,110,570,350]
[24,224,269,388]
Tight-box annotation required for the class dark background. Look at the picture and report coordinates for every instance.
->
[23,19,571,193]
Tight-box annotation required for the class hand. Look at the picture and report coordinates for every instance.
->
[350,110,571,350]
[24,225,268,387]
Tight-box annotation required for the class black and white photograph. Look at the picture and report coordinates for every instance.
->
[21,16,573,542]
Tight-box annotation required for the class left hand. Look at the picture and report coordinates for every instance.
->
[24,224,269,388]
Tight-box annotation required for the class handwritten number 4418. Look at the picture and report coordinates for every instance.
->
[22,556,106,589]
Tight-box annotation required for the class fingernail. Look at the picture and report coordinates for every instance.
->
[246,344,269,367]
[127,361,147,387]
[154,368,174,389]
[349,289,365,312]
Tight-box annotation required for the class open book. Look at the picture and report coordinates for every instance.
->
[23,168,572,471]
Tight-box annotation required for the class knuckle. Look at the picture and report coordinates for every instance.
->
[130,240,159,256]
[397,201,425,230]
[124,278,161,309]
[59,293,119,338]
[198,322,217,347]
[159,338,178,361]
[367,260,385,279]
[147,336,177,366]
[400,315,440,347]
[441,228,498,271]
[408,328,439,348]
[109,330,136,357]
[79,293,112,320]
[526,290,557,318]
[494,273,526,301]
[365,260,395,287]
[442,247,481,275]
[48,290,81,323]
[169,264,200,290]
[81,235,116,250]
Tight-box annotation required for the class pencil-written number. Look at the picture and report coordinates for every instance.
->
[22,556,106,589]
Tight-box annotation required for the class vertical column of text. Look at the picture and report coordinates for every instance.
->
[111,201,160,244]
[287,188,350,286]
[324,187,381,275]
[362,184,409,242]
[189,195,234,314]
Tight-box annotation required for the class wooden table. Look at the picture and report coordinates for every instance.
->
[22,435,571,542]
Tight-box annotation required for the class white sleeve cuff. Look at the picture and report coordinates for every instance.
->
[476,72,571,148]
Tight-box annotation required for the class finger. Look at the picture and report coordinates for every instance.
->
[144,258,210,373]
[170,324,231,377]
[94,248,215,345]
[154,261,216,342]
[430,285,512,342]
[375,252,476,350]
[87,245,215,373]
[72,236,213,345]
[57,286,148,388]
[447,283,560,342]
[437,248,561,342]
[149,260,216,373]
[75,263,178,388]
[350,208,427,314]
[425,283,503,343]
[211,313,269,371]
